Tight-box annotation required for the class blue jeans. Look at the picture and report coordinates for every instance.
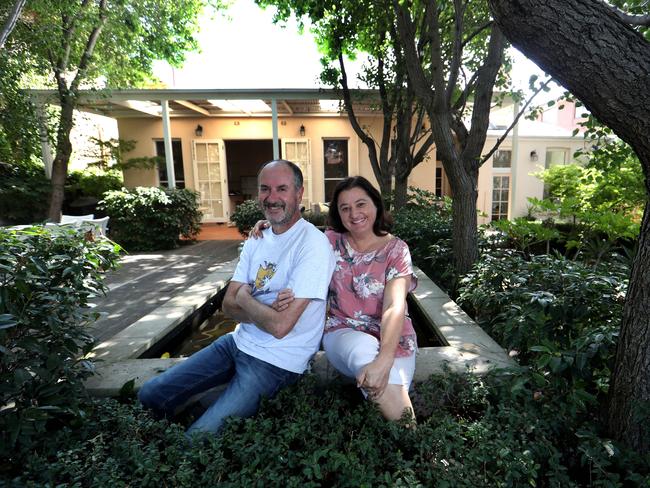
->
[138,333,300,436]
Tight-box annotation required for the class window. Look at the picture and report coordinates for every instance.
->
[492,175,510,221]
[435,167,443,197]
[155,140,185,188]
[493,149,511,169]
[545,147,569,168]
[323,139,348,202]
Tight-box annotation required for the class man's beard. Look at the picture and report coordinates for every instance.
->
[262,200,297,226]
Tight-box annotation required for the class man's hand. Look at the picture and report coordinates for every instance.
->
[271,288,294,311]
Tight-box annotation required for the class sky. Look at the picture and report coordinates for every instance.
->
[153,0,561,98]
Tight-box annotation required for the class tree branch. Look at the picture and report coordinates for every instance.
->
[478,76,553,165]
[0,0,26,49]
[70,0,108,94]
[602,0,650,26]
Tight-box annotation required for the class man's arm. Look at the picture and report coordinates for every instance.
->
[234,284,310,339]
[222,281,312,339]
[222,281,254,324]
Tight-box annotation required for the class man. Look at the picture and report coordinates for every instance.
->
[138,160,335,436]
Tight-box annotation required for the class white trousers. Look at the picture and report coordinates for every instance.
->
[322,328,416,391]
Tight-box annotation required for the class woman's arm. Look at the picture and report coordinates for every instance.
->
[356,276,410,399]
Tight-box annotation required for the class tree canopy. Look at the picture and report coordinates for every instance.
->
[1,0,217,220]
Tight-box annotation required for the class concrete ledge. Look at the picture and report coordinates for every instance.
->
[88,260,237,362]
[85,263,514,397]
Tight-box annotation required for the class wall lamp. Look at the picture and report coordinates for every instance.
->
[195,124,203,137]
[299,124,305,137]
[529,149,539,162]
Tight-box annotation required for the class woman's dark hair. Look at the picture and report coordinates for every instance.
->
[328,176,392,236]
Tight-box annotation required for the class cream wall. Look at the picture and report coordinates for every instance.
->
[118,115,585,224]
[480,136,589,222]
[119,115,421,205]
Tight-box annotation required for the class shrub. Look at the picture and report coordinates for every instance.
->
[99,187,202,251]
[66,168,123,201]
[10,374,648,486]
[0,160,51,224]
[391,188,454,287]
[0,226,121,465]
[230,199,264,236]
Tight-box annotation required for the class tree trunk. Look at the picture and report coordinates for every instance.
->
[450,173,479,276]
[47,96,75,222]
[609,200,650,452]
[489,0,650,453]
[393,173,408,210]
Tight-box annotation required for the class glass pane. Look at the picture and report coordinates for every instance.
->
[198,163,209,180]
[324,140,348,179]
[210,182,222,197]
[493,150,511,168]
[211,201,224,218]
[297,142,308,160]
[199,182,210,197]
[285,143,296,160]
[545,149,568,167]
[195,144,207,161]
[208,163,220,181]
[208,144,220,162]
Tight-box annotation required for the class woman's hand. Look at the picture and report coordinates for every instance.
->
[249,220,270,239]
[271,288,295,311]
[356,355,393,400]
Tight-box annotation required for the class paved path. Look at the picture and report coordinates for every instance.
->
[89,240,240,342]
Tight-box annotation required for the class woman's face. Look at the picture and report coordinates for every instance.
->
[336,186,377,236]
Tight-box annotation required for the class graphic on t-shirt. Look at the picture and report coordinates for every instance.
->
[253,261,277,293]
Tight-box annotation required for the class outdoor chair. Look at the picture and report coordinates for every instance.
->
[60,214,94,224]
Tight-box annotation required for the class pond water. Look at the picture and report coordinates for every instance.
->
[165,293,444,358]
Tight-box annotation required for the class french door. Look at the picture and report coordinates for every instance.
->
[192,140,230,222]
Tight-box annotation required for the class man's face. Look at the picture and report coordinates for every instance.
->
[257,163,304,230]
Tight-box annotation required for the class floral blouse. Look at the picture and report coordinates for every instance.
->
[324,230,418,357]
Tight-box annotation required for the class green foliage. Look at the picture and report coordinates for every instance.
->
[0,51,42,165]
[302,208,328,228]
[391,188,454,285]
[85,137,162,171]
[66,168,123,201]
[99,187,202,251]
[0,226,120,463]
[0,160,51,224]
[8,373,648,485]
[490,217,561,256]
[230,199,264,237]
[458,250,627,392]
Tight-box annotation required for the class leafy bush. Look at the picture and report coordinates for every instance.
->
[0,160,51,224]
[303,208,328,228]
[99,187,202,251]
[9,373,648,486]
[0,226,120,465]
[391,188,454,287]
[66,168,123,201]
[230,199,264,236]
[457,250,628,415]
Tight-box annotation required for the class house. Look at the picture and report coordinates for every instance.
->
[31,89,588,224]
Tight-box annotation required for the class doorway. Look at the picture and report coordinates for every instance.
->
[225,139,276,211]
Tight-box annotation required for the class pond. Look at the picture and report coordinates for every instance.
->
[148,292,445,359]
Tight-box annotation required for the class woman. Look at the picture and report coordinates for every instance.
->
[253,176,417,421]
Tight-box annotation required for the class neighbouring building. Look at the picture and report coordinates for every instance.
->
[32,88,588,225]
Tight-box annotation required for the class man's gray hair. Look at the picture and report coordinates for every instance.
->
[257,159,303,189]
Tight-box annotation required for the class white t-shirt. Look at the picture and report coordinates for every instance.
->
[231,218,335,373]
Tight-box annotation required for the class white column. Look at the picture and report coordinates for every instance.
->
[161,100,175,188]
[271,98,279,159]
[35,103,53,179]
[509,100,520,219]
